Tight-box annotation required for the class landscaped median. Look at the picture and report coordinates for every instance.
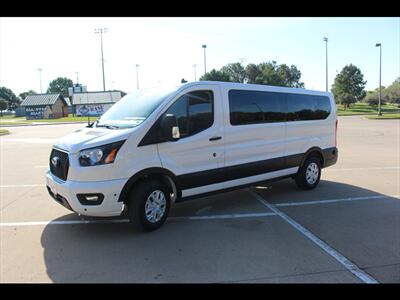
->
[0,129,10,135]
[366,113,400,120]
[336,102,400,116]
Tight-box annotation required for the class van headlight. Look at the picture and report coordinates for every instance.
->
[79,140,125,167]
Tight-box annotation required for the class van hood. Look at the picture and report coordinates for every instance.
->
[53,126,134,154]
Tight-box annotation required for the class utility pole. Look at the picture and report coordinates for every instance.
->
[37,68,43,93]
[192,64,197,81]
[95,28,108,91]
[135,64,140,89]
[202,45,207,74]
[323,37,328,92]
[376,43,382,116]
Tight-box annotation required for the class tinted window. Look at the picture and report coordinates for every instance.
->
[229,90,286,125]
[287,94,331,121]
[166,90,213,137]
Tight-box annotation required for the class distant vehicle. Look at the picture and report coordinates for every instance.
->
[46,81,338,231]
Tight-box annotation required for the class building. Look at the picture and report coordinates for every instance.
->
[21,94,68,119]
[72,91,122,116]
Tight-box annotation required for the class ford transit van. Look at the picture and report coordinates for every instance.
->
[46,81,338,231]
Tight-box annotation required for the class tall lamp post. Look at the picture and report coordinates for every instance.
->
[37,68,43,93]
[376,43,382,116]
[192,64,197,81]
[95,28,108,91]
[202,45,207,74]
[323,37,328,92]
[135,64,140,89]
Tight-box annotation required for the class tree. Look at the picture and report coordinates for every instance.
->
[221,62,246,83]
[0,98,7,116]
[19,90,37,100]
[331,64,366,109]
[385,79,400,106]
[245,61,304,88]
[199,69,231,82]
[0,86,20,110]
[47,77,74,97]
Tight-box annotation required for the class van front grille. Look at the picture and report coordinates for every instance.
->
[49,148,69,181]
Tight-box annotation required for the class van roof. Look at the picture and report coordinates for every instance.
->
[179,81,331,97]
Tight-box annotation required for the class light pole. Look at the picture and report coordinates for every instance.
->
[192,64,197,81]
[95,28,108,91]
[76,71,79,85]
[135,64,140,89]
[37,68,43,93]
[323,37,328,92]
[202,45,207,74]
[376,43,382,116]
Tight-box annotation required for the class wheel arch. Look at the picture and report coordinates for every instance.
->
[118,167,181,204]
[299,147,325,169]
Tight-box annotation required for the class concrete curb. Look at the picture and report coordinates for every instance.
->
[0,121,88,128]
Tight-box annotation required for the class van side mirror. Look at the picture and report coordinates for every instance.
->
[161,114,180,141]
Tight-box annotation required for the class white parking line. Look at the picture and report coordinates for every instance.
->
[0,212,278,227]
[276,194,400,207]
[0,184,45,188]
[247,189,379,284]
[326,166,400,171]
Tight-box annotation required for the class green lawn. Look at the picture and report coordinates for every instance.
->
[0,129,10,135]
[366,113,400,119]
[337,102,400,116]
[0,115,90,125]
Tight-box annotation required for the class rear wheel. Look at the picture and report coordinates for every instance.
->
[294,156,322,190]
[127,180,171,231]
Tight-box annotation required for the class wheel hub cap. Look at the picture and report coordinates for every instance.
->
[306,162,319,185]
[145,190,166,223]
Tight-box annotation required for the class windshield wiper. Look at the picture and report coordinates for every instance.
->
[96,124,120,129]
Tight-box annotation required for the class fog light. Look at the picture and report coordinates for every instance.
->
[77,193,104,205]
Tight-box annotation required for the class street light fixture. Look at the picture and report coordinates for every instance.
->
[95,28,108,91]
[376,43,382,116]
[323,37,328,92]
[202,45,207,74]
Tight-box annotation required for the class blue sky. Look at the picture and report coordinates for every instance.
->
[0,17,399,96]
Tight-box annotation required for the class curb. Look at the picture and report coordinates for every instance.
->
[0,121,88,128]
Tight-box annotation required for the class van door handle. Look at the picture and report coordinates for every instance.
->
[209,136,222,141]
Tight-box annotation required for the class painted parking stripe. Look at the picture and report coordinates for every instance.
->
[0,212,278,227]
[276,194,400,207]
[248,189,379,284]
[0,184,45,188]
[326,166,400,171]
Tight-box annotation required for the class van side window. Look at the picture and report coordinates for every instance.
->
[287,94,331,121]
[166,90,214,138]
[229,90,286,125]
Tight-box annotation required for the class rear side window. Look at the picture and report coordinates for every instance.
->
[287,94,331,121]
[229,90,286,125]
[165,90,213,138]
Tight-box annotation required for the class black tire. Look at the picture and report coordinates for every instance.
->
[127,180,171,232]
[294,156,322,190]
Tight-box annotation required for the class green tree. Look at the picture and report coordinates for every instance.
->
[0,86,20,110]
[331,64,367,109]
[245,61,304,88]
[221,62,246,83]
[47,77,74,97]
[385,79,400,106]
[19,90,37,100]
[0,98,8,116]
[199,69,231,82]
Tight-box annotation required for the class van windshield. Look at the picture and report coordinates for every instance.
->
[96,86,178,128]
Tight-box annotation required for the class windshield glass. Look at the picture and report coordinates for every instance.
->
[96,86,178,128]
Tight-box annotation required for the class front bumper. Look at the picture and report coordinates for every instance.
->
[46,171,127,217]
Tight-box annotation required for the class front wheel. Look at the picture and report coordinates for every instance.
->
[127,180,171,232]
[294,157,322,190]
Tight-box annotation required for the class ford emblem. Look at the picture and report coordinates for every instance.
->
[51,156,60,168]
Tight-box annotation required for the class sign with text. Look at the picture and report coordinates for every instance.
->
[76,104,112,116]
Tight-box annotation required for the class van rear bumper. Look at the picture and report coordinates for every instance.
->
[322,147,338,168]
[46,171,127,217]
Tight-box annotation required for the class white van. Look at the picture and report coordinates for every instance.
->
[46,81,338,231]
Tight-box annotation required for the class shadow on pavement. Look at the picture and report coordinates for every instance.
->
[40,179,397,283]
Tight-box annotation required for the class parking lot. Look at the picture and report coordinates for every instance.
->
[0,115,399,283]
